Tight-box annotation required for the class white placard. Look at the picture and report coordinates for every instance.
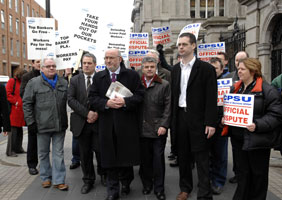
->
[151,26,171,47]
[223,93,254,128]
[179,23,201,39]
[197,42,225,62]
[26,17,56,60]
[217,78,232,106]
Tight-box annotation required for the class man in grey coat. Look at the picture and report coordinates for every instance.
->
[23,57,69,191]
[139,56,171,200]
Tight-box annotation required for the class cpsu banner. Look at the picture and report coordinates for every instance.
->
[151,26,171,46]
[223,94,254,128]
[128,50,149,70]
[179,23,201,39]
[217,78,232,106]
[197,42,225,62]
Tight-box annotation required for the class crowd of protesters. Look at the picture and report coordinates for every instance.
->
[0,32,282,200]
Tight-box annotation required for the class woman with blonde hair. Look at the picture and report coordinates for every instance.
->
[222,58,282,200]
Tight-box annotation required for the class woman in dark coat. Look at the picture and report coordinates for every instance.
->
[222,58,282,200]
[6,67,26,156]
[0,84,11,135]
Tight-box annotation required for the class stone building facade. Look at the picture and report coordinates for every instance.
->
[132,0,282,81]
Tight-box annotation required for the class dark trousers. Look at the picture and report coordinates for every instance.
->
[210,132,228,187]
[139,137,167,193]
[6,126,23,155]
[170,129,177,156]
[177,109,213,200]
[107,167,134,196]
[77,123,105,184]
[230,137,239,177]
[71,136,80,164]
[231,136,270,200]
[27,126,38,169]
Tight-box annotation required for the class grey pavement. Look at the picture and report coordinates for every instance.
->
[0,128,281,200]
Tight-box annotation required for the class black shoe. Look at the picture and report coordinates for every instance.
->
[155,192,166,200]
[169,159,179,167]
[29,168,39,175]
[69,162,80,170]
[212,185,223,195]
[121,184,130,195]
[6,152,18,157]
[142,187,152,195]
[81,184,93,194]
[105,194,119,200]
[229,176,237,184]
[101,175,107,187]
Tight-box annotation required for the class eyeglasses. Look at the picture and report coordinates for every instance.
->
[44,65,56,69]
[104,56,119,60]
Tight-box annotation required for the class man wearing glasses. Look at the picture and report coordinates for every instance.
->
[23,57,69,191]
[89,48,144,200]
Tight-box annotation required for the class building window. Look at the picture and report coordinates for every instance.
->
[36,11,39,17]
[9,15,12,32]
[22,22,25,37]
[32,8,34,17]
[1,10,5,29]
[16,19,19,34]
[219,0,224,16]
[16,40,20,57]
[9,0,12,9]
[15,0,18,12]
[200,0,214,18]
[10,38,13,56]
[23,42,26,58]
[27,4,29,17]
[21,0,24,16]
[1,0,4,4]
[190,0,195,18]
[2,35,6,54]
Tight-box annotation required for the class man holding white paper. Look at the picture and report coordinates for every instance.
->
[88,48,144,200]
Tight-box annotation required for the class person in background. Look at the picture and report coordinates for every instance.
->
[20,59,41,175]
[6,67,27,157]
[23,57,69,191]
[0,84,11,136]
[221,58,282,200]
[217,52,229,77]
[209,58,228,195]
[224,51,249,184]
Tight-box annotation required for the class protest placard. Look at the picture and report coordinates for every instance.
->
[223,93,254,128]
[55,31,78,70]
[128,33,149,70]
[151,26,171,47]
[179,23,201,39]
[197,42,225,62]
[26,17,55,59]
[217,78,232,106]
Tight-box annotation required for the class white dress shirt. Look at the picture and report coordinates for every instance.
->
[178,56,196,107]
[109,66,121,80]
[84,73,94,90]
[144,77,153,88]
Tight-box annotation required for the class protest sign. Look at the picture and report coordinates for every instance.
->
[223,93,254,128]
[55,31,78,70]
[128,33,149,70]
[151,26,171,47]
[179,23,201,39]
[217,78,232,106]
[26,17,55,59]
[197,42,225,62]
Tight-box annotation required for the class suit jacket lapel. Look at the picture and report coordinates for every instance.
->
[78,74,87,98]
[175,63,181,97]
[187,59,199,89]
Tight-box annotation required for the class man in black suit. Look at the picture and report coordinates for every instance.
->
[88,48,144,200]
[171,33,218,200]
[68,53,106,194]
[0,84,11,136]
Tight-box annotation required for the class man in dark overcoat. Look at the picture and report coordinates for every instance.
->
[88,48,144,200]
[68,53,106,194]
[171,33,218,200]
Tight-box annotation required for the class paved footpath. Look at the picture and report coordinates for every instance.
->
[0,127,282,200]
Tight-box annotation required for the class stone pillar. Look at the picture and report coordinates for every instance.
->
[258,43,271,82]
[201,17,234,43]
[144,0,152,20]
[215,0,220,17]
[196,0,200,18]
[186,0,191,18]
